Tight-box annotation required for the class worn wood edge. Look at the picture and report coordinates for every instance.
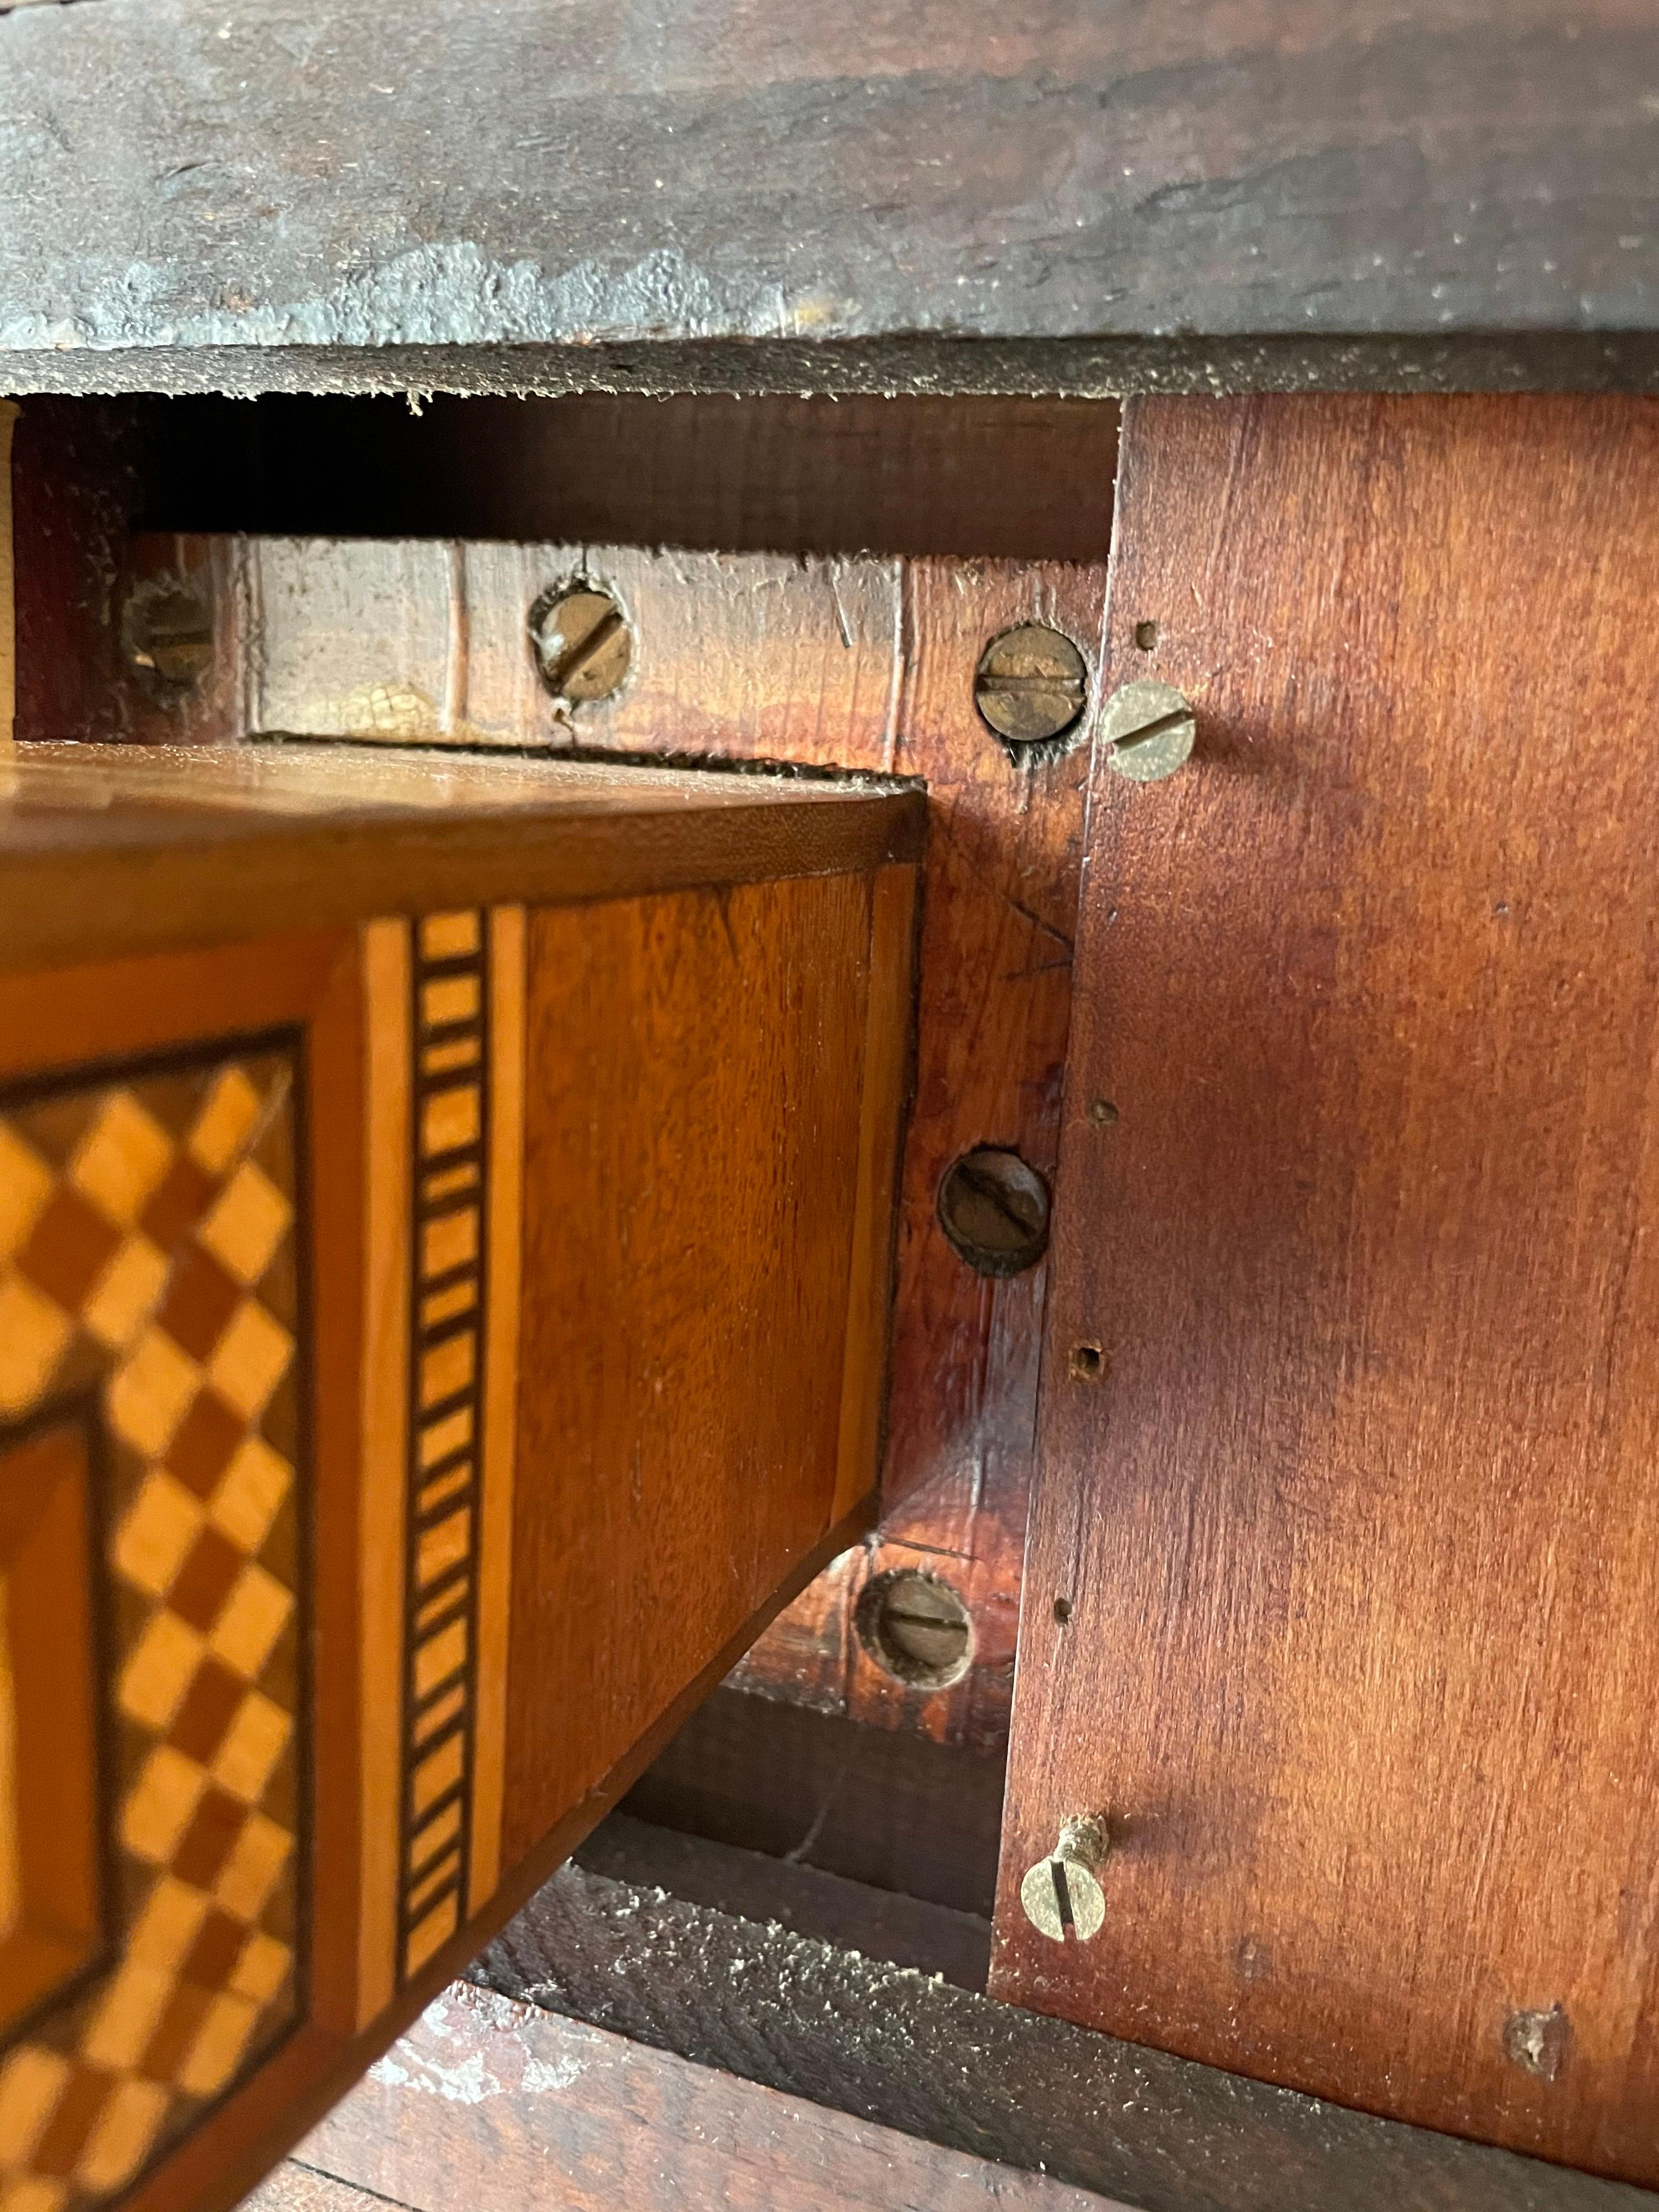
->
[573,1811,993,1994]
[831,863,919,1525]
[471,1866,1658,2212]
[9,336,1659,403]
[0,754,926,972]
[467,904,524,1913]
[160,1495,875,2212]
[356,919,412,2026]
[297,1983,1130,2212]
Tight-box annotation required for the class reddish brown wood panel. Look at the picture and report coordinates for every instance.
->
[290,1983,1126,2212]
[729,557,1100,1755]
[992,394,1659,2184]
[500,868,909,1866]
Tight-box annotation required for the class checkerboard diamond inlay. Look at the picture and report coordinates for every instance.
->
[0,1042,306,2212]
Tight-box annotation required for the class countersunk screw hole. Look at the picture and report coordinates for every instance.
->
[937,1147,1051,1277]
[973,624,1088,748]
[1069,1343,1105,1382]
[1087,1099,1119,1126]
[121,576,213,698]
[855,1569,974,1692]
[1134,620,1160,651]
[529,580,633,704]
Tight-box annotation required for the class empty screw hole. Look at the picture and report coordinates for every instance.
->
[1087,1099,1119,1126]
[1053,1597,1073,1626]
[1134,620,1160,651]
[1069,1343,1105,1382]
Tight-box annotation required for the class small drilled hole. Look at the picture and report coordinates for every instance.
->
[1069,1342,1105,1381]
[937,1147,1050,1277]
[1134,620,1159,651]
[855,1569,974,1692]
[1053,1597,1073,1626]
[1087,1099,1119,1126]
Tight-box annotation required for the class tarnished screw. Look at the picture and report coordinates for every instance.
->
[121,577,213,696]
[974,624,1088,745]
[530,583,632,703]
[1101,678,1196,782]
[855,1568,974,1692]
[1020,1814,1111,1943]
[937,1147,1051,1277]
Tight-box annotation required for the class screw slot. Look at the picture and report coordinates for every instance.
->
[1101,678,1196,784]
[937,1147,1051,1277]
[529,581,633,705]
[855,1568,974,1692]
[1019,1814,1111,1943]
[973,624,1088,748]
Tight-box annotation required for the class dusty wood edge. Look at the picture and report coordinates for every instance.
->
[7,335,1659,403]
[170,1496,875,2212]
[571,1812,993,1993]
[297,1982,1134,2212]
[470,1863,1658,2212]
[0,750,926,973]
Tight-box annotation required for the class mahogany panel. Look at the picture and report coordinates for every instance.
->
[500,868,903,1864]
[993,394,1659,2184]
[0,743,920,973]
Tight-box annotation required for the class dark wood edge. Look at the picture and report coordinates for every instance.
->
[8,335,1659,403]
[0,764,926,973]
[164,1494,876,2212]
[473,1856,1659,2212]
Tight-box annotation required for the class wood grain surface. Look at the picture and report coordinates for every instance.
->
[129,394,1122,561]
[470,1859,1657,2212]
[0,755,919,2212]
[993,394,1659,2184]
[0,744,922,973]
[4,1,1659,398]
[291,1984,1129,2212]
[500,868,907,1865]
[49,535,1093,1759]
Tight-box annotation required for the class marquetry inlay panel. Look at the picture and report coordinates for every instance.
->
[0,1046,305,2212]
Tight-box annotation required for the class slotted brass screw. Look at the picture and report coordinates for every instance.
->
[1020,1815,1111,1943]
[530,583,632,703]
[974,624,1088,745]
[1100,679,1195,782]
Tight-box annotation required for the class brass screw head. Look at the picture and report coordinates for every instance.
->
[530,583,632,704]
[121,576,214,697]
[1101,678,1196,782]
[1020,1814,1110,1943]
[974,624,1088,745]
[937,1146,1051,1278]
